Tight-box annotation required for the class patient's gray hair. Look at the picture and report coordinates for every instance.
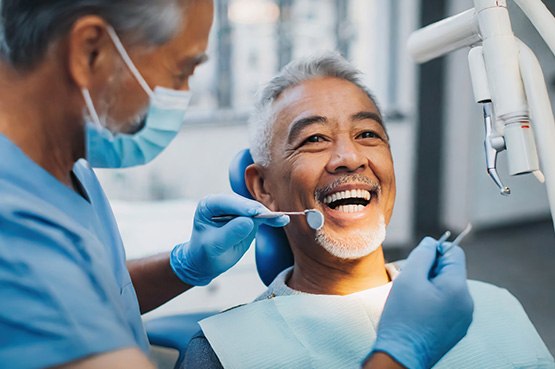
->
[249,52,383,167]
[0,0,185,70]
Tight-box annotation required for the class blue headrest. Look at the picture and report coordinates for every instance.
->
[228,149,294,286]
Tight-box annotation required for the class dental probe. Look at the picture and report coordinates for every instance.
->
[436,231,452,254]
[437,223,473,255]
[211,209,325,230]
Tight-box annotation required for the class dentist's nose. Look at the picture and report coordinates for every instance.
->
[326,138,366,174]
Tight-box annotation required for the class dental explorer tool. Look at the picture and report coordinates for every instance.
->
[435,231,452,254]
[438,223,473,255]
[211,209,325,230]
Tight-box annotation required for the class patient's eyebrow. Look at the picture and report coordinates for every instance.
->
[287,115,327,144]
[352,111,384,127]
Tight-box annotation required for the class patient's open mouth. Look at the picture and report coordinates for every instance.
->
[322,189,372,213]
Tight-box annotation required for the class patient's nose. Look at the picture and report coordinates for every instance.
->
[325,138,366,174]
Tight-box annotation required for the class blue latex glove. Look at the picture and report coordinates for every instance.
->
[371,237,474,369]
[170,194,290,286]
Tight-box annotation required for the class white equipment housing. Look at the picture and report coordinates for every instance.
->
[408,0,555,231]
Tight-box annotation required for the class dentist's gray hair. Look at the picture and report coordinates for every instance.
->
[249,52,383,167]
[0,0,184,69]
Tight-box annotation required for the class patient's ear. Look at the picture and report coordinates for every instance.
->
[245,164,277,211]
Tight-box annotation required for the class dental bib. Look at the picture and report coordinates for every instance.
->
[201,293,378,369]
[199,281,554,369]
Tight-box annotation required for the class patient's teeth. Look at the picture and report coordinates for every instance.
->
[334,204,366,213]
[323,188,373,207]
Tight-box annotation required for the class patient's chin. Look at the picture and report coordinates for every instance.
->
[315,214,386,260]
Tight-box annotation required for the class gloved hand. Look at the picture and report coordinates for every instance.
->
[170,194,289,286]
[371,237,474,369]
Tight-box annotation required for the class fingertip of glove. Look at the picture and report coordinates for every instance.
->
[232,215,256,230]
[421,236,438,246]
[408,237,438,257]
[268,214,290,227]
[440,243,466,261]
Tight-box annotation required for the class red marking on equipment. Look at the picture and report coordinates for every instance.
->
[521,125,530,129]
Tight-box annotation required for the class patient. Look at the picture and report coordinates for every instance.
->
[183,54,554,368]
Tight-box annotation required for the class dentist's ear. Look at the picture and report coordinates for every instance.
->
[245,163,278,211]
[66,16,117,90]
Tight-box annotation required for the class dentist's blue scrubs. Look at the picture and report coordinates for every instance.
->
[0,134,149,369]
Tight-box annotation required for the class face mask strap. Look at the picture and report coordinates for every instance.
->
[82,88,103,130]
[105,26,154,99]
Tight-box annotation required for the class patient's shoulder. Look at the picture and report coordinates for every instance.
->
[466,280,534,328]
[182,330,223,369]
[181,305,247,369]
[436,280,555,368]
[467,279,525,309]
[467,279,511,292]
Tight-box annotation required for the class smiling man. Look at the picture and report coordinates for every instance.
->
[182,53,554,369]
[246,69,395,296]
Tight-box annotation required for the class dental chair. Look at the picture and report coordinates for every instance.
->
[145,149,293,369]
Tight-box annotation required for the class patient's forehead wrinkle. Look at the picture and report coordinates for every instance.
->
[287,115,327,144]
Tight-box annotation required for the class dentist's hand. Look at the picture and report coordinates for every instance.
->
[369,237,474,369]
[170,194,289,286]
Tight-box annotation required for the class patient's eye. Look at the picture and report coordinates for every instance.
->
[358,131,380,139]
[305,135,325,143]
[295,134,328,151]
[356,130,388,144]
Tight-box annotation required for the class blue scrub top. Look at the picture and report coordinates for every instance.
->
[0,134,149,369]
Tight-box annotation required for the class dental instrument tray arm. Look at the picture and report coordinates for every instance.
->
[408,0,555,232]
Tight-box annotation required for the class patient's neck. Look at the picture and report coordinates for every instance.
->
[287,246,390,295]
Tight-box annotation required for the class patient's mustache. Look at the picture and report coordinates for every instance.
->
[315,174,381,201]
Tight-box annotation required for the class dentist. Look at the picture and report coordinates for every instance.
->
[0,1,472,369]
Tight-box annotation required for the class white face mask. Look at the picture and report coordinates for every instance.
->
[84,26,192,168]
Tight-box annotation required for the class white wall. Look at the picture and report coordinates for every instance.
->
[95,123,250,200]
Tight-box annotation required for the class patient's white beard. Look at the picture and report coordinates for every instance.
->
[314,214,386,260]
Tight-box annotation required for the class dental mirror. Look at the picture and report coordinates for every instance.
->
[304,209,324,230]
[212,208,324,230]
[254,209,324,230]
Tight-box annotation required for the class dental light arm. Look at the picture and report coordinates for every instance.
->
[408,0,555,231]
[407,8,480,64]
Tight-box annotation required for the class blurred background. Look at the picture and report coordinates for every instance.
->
[95,0,555,354]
